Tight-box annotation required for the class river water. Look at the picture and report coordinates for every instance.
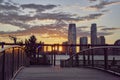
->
[48,55,120,65]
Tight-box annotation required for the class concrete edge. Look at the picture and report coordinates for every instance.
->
[11,66,25,80]
[85,66,120,77]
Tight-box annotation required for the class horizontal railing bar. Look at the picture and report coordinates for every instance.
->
[0,45,26,80]
[0,43,119,46]
[66,46,120,61]
[0,45,22,53]
[80,46,120,53]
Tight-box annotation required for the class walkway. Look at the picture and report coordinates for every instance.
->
[14,66,120,80]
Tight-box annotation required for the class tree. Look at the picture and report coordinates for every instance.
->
[25,35,37,58]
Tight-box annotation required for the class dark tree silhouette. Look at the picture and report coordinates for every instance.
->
[25,35,37,58]
[24,35,50,65]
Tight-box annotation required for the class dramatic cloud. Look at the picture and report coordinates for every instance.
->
[86,0,120,10]
[0,3,18,10]
[0,23,116,40]
[88,0,97,2]
[77,30,90,37]
[101,28,120,31]
[77,26,89,29]
[36,13,103,22]
[0,1,116,40]
[4,24,68,38]
[97,32,113,36]
[34,13,103,22]
[0,3,104,30]
[21,4,57,12]
[0,0,3,3]
[76,25,114,38]
[79,13,103,21]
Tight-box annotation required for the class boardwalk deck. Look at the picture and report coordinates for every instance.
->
[14,66,120,80]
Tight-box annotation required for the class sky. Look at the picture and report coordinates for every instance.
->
[0,0,120,44]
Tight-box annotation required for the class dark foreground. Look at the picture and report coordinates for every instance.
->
[14,66,120,80]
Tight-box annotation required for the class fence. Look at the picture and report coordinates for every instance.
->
[60,46,120,74]
[0,45,26,80]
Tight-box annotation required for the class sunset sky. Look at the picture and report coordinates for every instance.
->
[0,0,120,44]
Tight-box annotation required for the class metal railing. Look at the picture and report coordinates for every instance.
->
[60,46,120,74]
[0,45,26,80]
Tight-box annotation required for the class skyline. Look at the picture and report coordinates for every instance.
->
[0,0,120,44]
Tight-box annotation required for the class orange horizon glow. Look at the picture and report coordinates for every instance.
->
[44,46,63,52]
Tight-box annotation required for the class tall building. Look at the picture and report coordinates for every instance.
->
[100,36,105,45]
[68,23,76,55]
[79,37,88,52]
[62,41,68,54]
[91,23,97,46]
[97,36,106,55]
[97,36,105,45]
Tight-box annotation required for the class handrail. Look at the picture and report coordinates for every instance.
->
[0,45,22,52]
[67,46,120,61]
[0,45,26,80]
[61,46,120,75]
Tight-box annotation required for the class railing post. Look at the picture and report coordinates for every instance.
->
[51,46,54,65]
[83,51,86,66]
[20,47,23,66]
[12,48,14,77]
[22,49,25,66]
[69,45,73,67]
[75,53,79,67]
[17,48,20,69]
[87,50,90,66]
[104,48,108,70]
[53,45,56,66]
[53,52,56,66]
[1,42,4,48]
[2,51,5,80]
[20,49,23,66]
[91,49,94,67]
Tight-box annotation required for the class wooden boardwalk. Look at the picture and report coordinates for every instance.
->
[14,66,120,80]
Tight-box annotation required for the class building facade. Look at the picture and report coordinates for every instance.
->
[79,37,88,52]
[62,41,68,54]
[97,36,106,55]
[91,23,97,46]
[68,23,76,55]
[97,36,105,45]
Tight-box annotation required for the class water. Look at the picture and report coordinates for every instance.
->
[51,55,120,65]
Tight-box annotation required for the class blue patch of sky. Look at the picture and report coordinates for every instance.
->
[98,5,120,27]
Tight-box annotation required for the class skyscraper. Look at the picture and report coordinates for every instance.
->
[62,41,68,54]
[80,37,88,52]
[91,23,97,46]
[97,36,105,45]
[68,23,76,55]
[100,36,105,45]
